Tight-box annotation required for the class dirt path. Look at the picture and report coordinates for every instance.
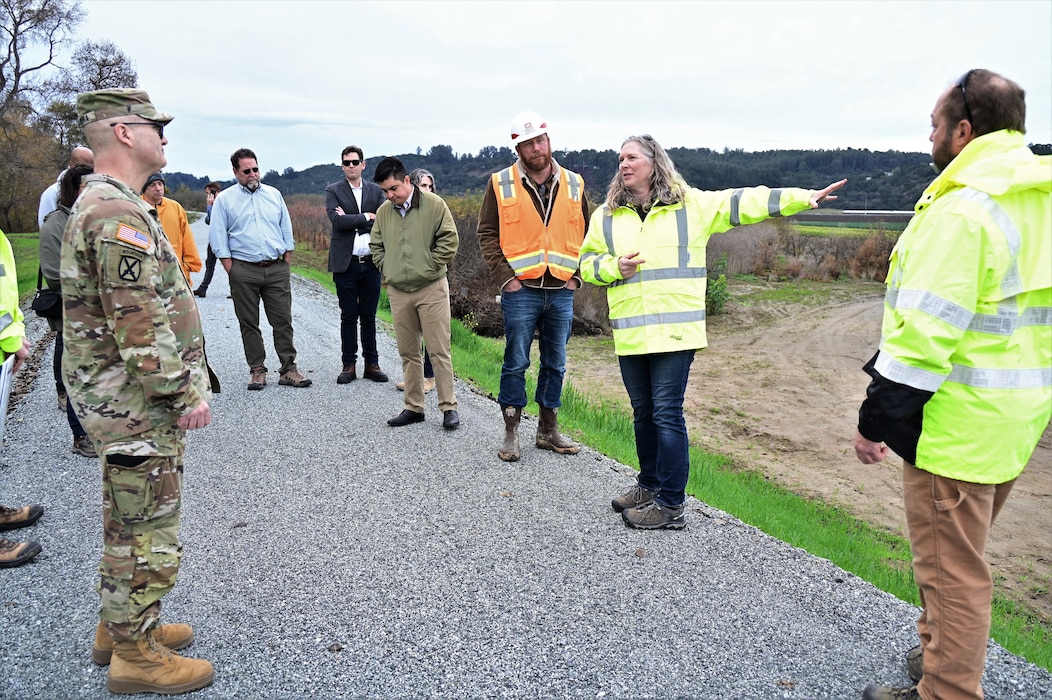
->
[567,280,1051,621]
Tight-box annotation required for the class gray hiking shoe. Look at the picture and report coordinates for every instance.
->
[622,501,686,530]
[862,684,919,700]
[905,645,923,683]
[611,484,655,513]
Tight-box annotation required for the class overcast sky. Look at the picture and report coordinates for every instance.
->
[77,0,1051,182]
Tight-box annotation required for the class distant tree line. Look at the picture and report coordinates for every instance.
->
[172,142,1049,214]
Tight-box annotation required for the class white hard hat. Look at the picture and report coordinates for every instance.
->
[509,111,549,145]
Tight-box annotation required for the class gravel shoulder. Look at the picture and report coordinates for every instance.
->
[2,221,1050,698]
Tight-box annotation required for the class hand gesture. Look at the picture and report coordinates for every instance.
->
[810,179,847,208]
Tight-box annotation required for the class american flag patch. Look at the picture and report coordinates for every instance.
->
[115,224,150,250]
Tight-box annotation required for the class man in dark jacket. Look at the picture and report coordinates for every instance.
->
[325,146,388,384]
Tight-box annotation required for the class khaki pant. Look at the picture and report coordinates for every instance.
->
[387,278,456,413]
[904,462,1015,700]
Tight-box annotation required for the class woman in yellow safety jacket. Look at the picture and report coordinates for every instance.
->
[580,134,844,530]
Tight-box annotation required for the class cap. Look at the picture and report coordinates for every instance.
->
[76,88,174,127]
[142,172,165,193]
[510,111,548,145]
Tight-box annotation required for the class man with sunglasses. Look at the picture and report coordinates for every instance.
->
[855,70,1051,700]
[325,146,387,384]
[63,88,215,695]
[210,148,312,390]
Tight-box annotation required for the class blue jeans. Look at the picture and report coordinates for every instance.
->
[499,286,574,409]
[618,350,696,508]
[333,260,381,367]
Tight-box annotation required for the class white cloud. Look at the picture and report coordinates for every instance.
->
[78,0,1052,178]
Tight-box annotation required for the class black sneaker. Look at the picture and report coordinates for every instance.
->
[193,288,207,298]
[622,502,686,530]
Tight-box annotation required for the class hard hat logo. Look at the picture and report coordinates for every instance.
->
[510,111,549,145]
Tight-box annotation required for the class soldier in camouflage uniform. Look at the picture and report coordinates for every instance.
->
[62,88,215,695]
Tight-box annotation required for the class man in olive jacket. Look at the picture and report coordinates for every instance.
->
[369,157,460,430]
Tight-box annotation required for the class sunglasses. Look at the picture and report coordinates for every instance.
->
[955,69,976,124]
[113,122,164,139]
[342,159,362,166]
[241,167,260,175]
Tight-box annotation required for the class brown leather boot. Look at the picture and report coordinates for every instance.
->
[93,620,195,665]
[498,405,521,462]
[108,631,214,695]
[536,406,580,454]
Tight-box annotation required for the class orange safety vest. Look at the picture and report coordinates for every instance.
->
[491,164,585,281]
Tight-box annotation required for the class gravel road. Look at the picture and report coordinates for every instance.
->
[2,219,1050,699]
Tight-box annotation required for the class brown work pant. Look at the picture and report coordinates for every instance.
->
[903,462,1015,700]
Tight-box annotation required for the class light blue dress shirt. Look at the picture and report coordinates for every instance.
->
[209,183,295,262]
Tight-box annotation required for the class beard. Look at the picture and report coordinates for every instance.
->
[244,179,261,192]
[931,132,956,173]
[521,150,551,175]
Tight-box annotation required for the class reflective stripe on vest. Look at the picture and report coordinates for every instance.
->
[730,188,785,226]
[603,207,707,329]
[607,208,703,289]
[0,311,12,335]
[493,165,583,280]
[881,185,1052,393]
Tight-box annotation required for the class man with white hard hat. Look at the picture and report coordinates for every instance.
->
[477,111,590,462]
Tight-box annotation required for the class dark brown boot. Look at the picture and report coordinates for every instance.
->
[108,631,214,695]
[498,405,521,462]
[536,407,580,454]
[93,620,195,665]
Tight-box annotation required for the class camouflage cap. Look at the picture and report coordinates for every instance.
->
[76,88,174,127]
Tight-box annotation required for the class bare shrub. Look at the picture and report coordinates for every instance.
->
[287,194,329,252]
[849,231,896,280]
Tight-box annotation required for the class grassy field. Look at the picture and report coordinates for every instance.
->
[11,233,1050,671]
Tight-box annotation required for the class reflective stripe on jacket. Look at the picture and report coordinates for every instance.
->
[491,165,585,281]
[579,186,813,356]
[877,130,1051,483]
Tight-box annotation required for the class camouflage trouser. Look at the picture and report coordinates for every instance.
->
[98,429,185,642]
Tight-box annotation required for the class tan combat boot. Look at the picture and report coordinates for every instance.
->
[108,631,214,695]
[536,406,580,454]
[93,620,195,665]
[498,405,522,462]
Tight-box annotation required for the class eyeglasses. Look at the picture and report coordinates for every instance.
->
[955,69,976,124]
[342,159,362,166]
[112,122,164,139]
[241,167,260,175]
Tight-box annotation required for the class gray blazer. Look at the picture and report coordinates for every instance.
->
[324,179,385,274]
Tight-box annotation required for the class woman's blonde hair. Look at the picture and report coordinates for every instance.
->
[604,134,687,211]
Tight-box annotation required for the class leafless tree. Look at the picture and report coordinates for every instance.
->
[0,0,84,124]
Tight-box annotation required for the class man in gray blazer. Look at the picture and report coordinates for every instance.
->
[325,145,388,384]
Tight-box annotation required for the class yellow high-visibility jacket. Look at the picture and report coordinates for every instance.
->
[580,185,813,356]
[872,129,1051,483]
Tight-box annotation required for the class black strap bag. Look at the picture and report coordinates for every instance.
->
[31,268,62,320]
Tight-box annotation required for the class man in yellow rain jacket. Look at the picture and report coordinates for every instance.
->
[856,69,1051,700]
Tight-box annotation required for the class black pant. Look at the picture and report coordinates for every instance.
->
[197,245,218,291]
